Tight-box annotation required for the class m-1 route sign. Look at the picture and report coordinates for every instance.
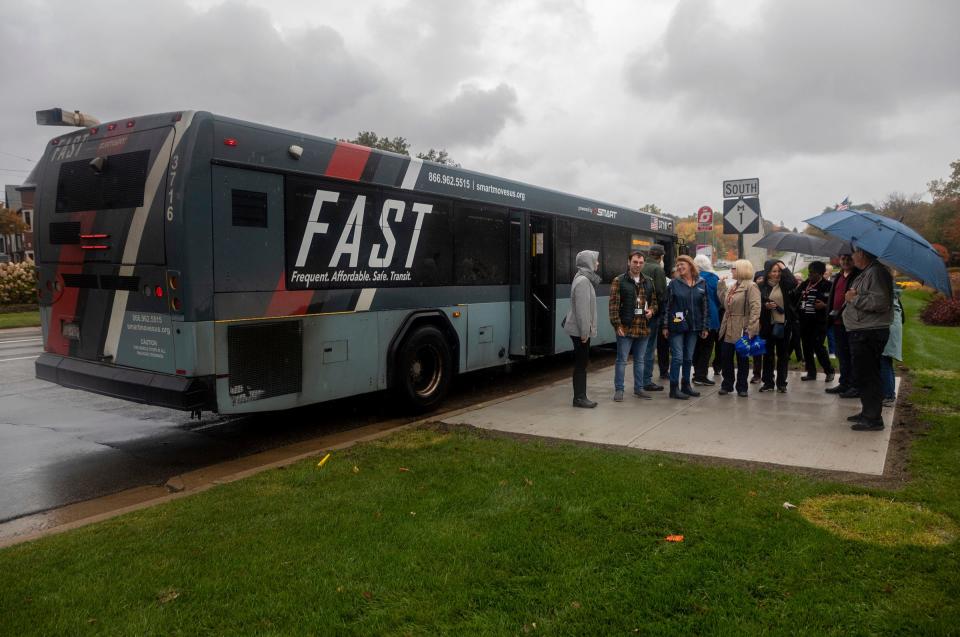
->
[723,178,760,199]
[697,205,713,231]
[723,197,761,234]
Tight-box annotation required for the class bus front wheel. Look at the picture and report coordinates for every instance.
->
[395,325,453,411]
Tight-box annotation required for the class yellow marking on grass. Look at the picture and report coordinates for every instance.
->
[799,494,958,547]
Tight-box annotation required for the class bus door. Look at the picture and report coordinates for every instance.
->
[527,214,554,355]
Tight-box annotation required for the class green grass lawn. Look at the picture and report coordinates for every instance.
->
[1,292,958,636]
[0,310,40,329]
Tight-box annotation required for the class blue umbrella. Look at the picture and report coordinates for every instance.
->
[804,209,952,296]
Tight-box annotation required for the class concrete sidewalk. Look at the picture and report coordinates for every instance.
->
[443,367,896,475]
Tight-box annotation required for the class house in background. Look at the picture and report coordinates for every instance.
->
[2,184,34,263]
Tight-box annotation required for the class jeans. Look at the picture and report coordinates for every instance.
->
[720,340,750,393]
[827,324,837,355]
[571,336,591,399]
[849,328,889,421]
[642,315,661,386]
[835,321,855,390]
[669,331,698,385]
[880,355,895,400]
[615,335,649,392]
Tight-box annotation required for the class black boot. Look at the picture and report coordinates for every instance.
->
[669,382,688,400]
[681,382,701,397]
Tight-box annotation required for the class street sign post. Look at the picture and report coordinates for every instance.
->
[723,178,760,199]
[697,205,713,232]
[722,178,760,259]
[722,197,761,234]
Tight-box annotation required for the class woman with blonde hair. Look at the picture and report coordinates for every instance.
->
[662,254,709,399]
[718,259,762,397]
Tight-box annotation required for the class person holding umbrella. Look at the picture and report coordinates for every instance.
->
[843,246,894,430]
[825,251,861,397]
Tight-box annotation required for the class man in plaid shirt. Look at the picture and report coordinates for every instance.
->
[609,251,659,402]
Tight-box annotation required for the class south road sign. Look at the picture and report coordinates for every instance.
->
[723,197,761,234]
[723,178,760,199]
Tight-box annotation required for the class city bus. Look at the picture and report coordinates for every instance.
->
[27,111,678,414]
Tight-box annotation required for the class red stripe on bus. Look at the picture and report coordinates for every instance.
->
[46,214,95,354]
[265,273,314,317]
[324,142,371,181]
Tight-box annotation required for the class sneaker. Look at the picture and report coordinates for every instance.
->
[644,383,665,392]
[718,388,731,395]
[692,378,708,386]
[847,412,863,422]
[825,385,848,394]
[573,397,598,408]
[851,419,884,431]
[613,390,624,402]
[700,378,716,386]
[777,386,787,393]
[883,397,895,408]
[759,383,775,392]
[634,390,653,400]
[824,372,835,382]
[800,374,816,381]
[737,391,749,397]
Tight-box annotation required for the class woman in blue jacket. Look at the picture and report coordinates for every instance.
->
[661,254,709,399]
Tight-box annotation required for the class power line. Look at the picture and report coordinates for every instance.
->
[0,150,34,162]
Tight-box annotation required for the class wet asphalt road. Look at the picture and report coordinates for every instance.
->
[0,326,597,524]
[0,328,400,523]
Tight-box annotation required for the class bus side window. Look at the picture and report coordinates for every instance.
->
[232,189,269,228]
[454,205,508,285]
[602,226,631,281]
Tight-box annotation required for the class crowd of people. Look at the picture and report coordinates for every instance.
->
[563,244,903,431]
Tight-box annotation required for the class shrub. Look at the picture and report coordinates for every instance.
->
[0,260,37,305]
[920,295,960,326]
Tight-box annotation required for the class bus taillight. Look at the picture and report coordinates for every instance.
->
[223,138,238,147]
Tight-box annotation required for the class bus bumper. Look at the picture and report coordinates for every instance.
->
[35,353,216,412]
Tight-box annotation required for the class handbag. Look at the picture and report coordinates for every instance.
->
[772,322,785,339]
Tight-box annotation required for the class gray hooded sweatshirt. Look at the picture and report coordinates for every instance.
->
[563,250,600,339]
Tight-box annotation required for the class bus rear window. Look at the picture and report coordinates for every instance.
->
[55,149,150,213]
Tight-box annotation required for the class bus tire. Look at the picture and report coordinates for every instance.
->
[394,325,452,412]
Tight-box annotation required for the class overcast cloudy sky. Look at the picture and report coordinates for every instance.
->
[1,0,957,228]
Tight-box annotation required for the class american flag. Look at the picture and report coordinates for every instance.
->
[835,197,850,211]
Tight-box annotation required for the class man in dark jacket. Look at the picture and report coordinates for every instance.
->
[798,261,835,381]
[825,253,861,396]
[641,245,669,391]
[609,252,658,401]
[843,247,894,431]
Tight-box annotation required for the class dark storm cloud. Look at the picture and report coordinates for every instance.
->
[0,0,521,175]
[423,83,522,147]
[624,0,960,165]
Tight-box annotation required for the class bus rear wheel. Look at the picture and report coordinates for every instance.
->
[395,325,452,411]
